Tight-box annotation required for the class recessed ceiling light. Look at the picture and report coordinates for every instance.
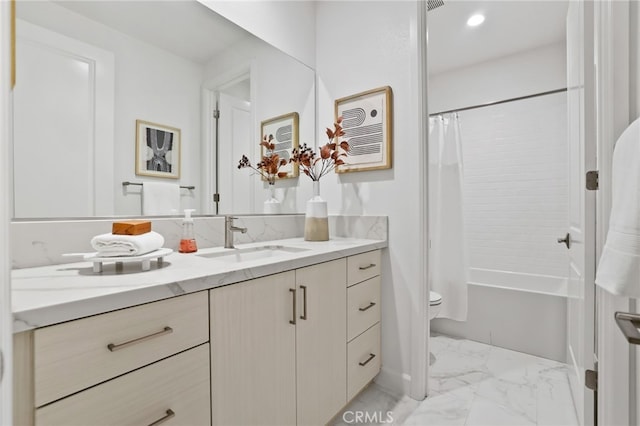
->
[467,14,485,27]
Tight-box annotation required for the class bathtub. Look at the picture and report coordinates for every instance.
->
[431,268,569,362]
[468,268,569,297]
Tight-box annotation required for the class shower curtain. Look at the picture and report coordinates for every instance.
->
[429,114,468,321]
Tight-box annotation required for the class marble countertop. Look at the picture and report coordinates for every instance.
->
[12,237,386,333]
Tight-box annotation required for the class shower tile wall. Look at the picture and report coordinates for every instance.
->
[459,92,568,279]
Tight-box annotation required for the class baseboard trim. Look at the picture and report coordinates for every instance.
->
[374,366,411,397]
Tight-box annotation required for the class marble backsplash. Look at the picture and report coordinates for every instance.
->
[11,215,387,269]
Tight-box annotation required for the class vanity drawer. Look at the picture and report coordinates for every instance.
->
[347,276,380,342]
[347,323,381,401]
[347,250,381,287]
[34,291,208,407]
[35,344,210,426]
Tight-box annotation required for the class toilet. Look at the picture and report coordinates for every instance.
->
[429,291,442,320]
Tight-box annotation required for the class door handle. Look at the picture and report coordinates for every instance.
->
[614,312,640,344]
[557,233,571,249]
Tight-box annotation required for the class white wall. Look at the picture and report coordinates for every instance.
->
[204,36,315,214]
[632,0,640,121]
[200,0,316,69]
[316,1,422,394]
[16,1,203,217]
[429,43,566,113]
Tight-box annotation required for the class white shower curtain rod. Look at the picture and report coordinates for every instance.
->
[429,87,568,117]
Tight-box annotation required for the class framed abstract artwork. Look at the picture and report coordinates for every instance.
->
[135,120,181,179]
[260,112,299,180]
[335,86,393,173]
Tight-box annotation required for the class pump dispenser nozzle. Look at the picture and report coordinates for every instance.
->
[179,209,198,253]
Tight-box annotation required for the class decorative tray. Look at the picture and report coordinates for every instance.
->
[83,248,173,273]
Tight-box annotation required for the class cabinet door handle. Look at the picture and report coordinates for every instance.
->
[107,326,173,352]
[359,264,376,270]
[148,409,175,426]
[359,353,376,366]
[289,288,297,325]
[300,285,308,320]
[359,302,376,312]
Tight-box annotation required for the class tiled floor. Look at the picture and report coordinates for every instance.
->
[333,334,579,426]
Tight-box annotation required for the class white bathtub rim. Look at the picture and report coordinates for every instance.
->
[468,267,569,298]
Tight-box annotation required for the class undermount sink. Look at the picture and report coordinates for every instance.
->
[197,245,309,263]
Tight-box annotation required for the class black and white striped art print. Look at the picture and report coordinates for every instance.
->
[135,120,181,179]
[335,86,393,173]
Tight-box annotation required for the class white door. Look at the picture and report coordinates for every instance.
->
[217,92,252,215]
[565,1,596,425]
[13,20,114,218]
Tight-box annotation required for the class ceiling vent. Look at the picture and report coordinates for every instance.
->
[427,0,445,11]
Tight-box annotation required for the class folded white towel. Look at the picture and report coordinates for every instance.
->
[596,118,640,297]
[143,182,180,215]
[90,231,165,257]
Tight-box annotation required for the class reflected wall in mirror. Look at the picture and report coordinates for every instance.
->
[13,0,314,219]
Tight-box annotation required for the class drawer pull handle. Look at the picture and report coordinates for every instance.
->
[289,288,297,325]
[359,264,376,270]
[359,353,376,366]
[148,409,175,426]
[300,285,308,320]
[107,326,173,352]
[359,302,376,312]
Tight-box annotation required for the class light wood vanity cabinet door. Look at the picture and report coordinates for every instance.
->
[210,271,297,426]
[34,291,208,407]
[295,258,347,426]
[35,344,210,426]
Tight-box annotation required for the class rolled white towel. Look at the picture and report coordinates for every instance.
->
[90,231,165,257]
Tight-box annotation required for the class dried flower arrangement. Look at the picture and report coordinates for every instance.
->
[290,117,350,181]
[237,135,289,185]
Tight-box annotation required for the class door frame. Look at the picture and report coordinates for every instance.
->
[412,0,429,400]
[201,63,254,215]
[0,1,14,424]
[594,1,632,425]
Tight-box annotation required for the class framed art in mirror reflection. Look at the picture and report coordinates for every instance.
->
[135,120,181,179]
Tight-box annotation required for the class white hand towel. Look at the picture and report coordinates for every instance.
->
[91,231,165,257]
[595,118,640,297]
[142,182,180,215]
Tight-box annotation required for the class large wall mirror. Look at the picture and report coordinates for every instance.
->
[12,0,315,219]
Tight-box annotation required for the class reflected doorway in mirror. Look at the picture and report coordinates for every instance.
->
[135,120,181,179]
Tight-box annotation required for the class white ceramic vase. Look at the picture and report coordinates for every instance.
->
[304,181,329,241]
[263,185,281,214]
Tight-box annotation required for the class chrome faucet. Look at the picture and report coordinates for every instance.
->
[224,216,247,249]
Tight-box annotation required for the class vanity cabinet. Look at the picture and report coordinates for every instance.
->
[13,291,210,426]
[35,344,210,426]
[210,251,382,426]
[13,248,382,426]
[210,271,297,426]
[346,251,382,401]
[210,258,347,426]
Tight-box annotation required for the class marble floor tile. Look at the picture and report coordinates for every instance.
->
[404,386,476,426]
[429,335,492,394]
[332,335,579,426]
[332,383,420,426]
[470,377,538,425]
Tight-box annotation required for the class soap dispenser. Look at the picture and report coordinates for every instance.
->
[179,209,198,253]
